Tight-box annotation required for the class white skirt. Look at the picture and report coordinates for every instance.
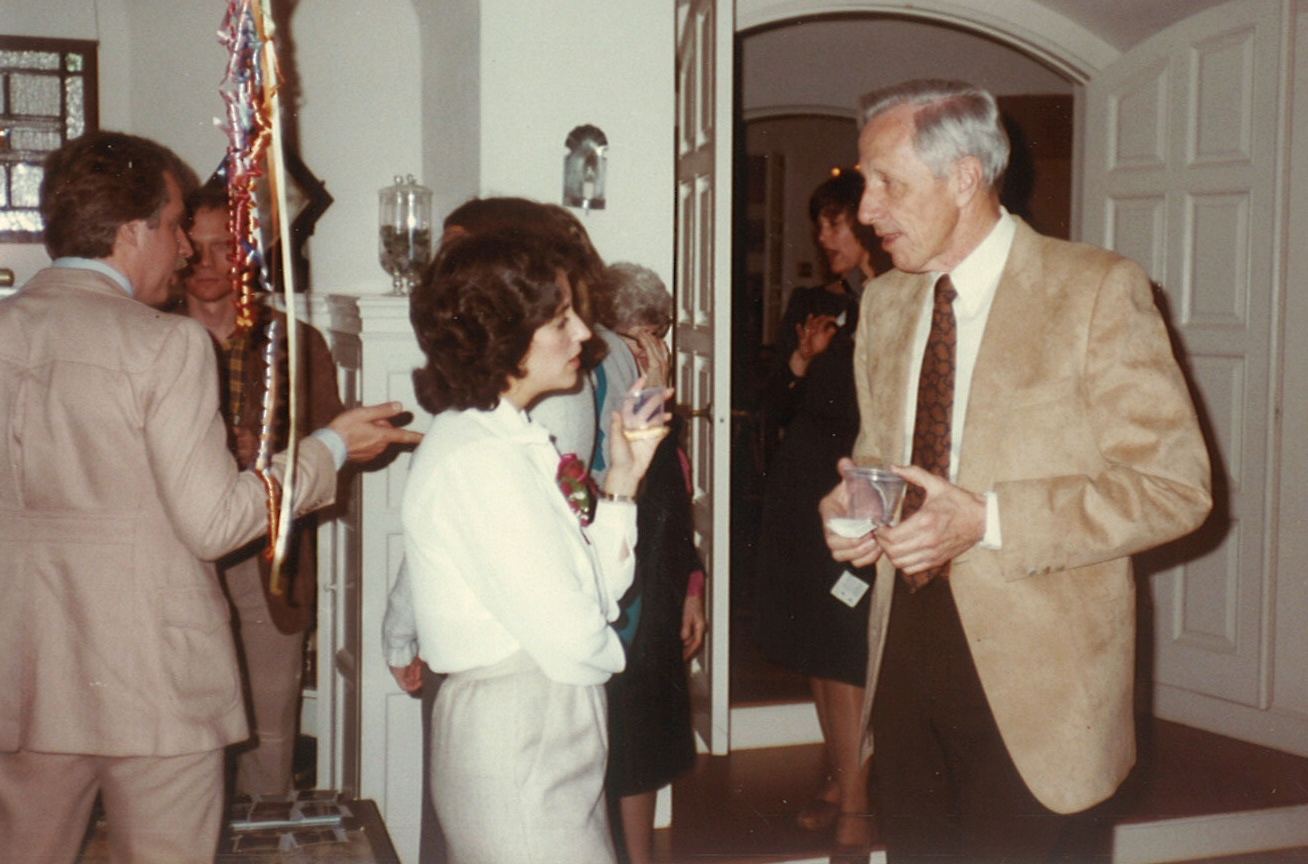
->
[430,651,616,864]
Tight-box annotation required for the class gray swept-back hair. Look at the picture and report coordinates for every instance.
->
[859,79,1010,190]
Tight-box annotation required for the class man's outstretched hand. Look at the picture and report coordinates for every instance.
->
[328,402,423,463]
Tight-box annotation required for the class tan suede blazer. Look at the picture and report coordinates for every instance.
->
[852,219,1212,814]
[0,269,337,757]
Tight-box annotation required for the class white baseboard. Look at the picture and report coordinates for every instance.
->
[1112,804,1308,863]
[729,701,823,749]
[1154,685,1308,758]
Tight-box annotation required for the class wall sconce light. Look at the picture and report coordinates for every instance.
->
[563,124,607,213]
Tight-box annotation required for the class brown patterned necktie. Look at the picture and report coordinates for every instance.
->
[899,273,957,590]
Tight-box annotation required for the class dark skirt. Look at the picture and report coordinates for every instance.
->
[752,308,869,687]
[605,428,698,797]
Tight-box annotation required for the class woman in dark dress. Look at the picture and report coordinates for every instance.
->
[595,262,706,864]
[753,168,878,856]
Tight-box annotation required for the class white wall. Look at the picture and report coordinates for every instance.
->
[292,0,677,295]
[416,0,481,221]
[294,0,424,295]
[740,16,1072,120]
[119,0,231,174]
[0,0,676,293]
[3,2,1059,292]
[477,0,675,280]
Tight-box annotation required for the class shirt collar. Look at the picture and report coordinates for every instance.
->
[488,397,555,447]
[841,268,868,300]
[52,257,134,297]
[935,208,1015,315]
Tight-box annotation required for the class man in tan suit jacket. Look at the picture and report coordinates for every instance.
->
[821,81,1212,862]
[0,131,420,864]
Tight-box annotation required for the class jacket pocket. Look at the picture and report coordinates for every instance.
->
[160,585,241,722]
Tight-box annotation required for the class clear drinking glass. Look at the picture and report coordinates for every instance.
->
[620,386,669,440]
[827,465,907,538]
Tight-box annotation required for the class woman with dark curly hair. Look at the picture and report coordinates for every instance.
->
[754,167,879,859]
[402,233,666,864]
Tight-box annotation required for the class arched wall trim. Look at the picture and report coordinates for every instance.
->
[736,0,1120,82]
[742,103,859,122]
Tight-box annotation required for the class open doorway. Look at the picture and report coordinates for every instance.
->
[729,13,1075,725]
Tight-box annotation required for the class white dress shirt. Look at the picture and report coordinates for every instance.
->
[402,399,637,685]
[52,257,133,296]
[902,209,1016,545]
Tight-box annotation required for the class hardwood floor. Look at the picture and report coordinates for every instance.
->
[653,716,1308,864]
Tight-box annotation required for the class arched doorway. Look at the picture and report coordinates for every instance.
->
[727,13,1078,744]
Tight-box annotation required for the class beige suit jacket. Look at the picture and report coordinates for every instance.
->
[852,219,1212,814]
[0,268,337,757]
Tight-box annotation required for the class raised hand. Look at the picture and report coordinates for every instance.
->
[633,329,671,389]
[681,593,706,659]
[791,313,840,376]
[605,378,672,498]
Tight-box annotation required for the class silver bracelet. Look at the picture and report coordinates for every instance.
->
[600,492,636,504]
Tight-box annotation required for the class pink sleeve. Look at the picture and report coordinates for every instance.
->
[677,447,705,598]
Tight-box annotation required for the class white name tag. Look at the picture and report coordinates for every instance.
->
[830,570,870,608]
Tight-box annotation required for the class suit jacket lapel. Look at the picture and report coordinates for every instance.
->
[857,270,933,467]
[958,218,1042,493]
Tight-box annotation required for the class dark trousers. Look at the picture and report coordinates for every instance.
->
[870,576,1110,864]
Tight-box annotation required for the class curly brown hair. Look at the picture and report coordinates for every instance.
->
[808,167,878,253]
[441,196,607,370]
[40,130,198,259]
[411,232,567,414]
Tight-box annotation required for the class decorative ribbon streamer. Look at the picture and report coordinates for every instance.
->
[218,0,300,594]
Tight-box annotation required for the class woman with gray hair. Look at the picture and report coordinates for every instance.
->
[594,262,672,383]
[594,262,706,864]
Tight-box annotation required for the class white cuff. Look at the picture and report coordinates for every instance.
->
[980,490,1003,549]
[312,427,348,470]
[383,642,419,669]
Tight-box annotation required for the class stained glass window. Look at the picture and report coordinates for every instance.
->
[0,35,98,243]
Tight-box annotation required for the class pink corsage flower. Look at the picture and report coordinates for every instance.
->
[557,453,598,526]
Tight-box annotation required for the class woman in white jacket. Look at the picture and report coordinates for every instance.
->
[403,233,666,864]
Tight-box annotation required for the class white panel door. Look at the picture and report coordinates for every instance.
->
[1082,0,1286,726]
[675,0,734,755]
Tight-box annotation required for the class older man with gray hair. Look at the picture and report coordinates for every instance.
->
[822,79,1212,862]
